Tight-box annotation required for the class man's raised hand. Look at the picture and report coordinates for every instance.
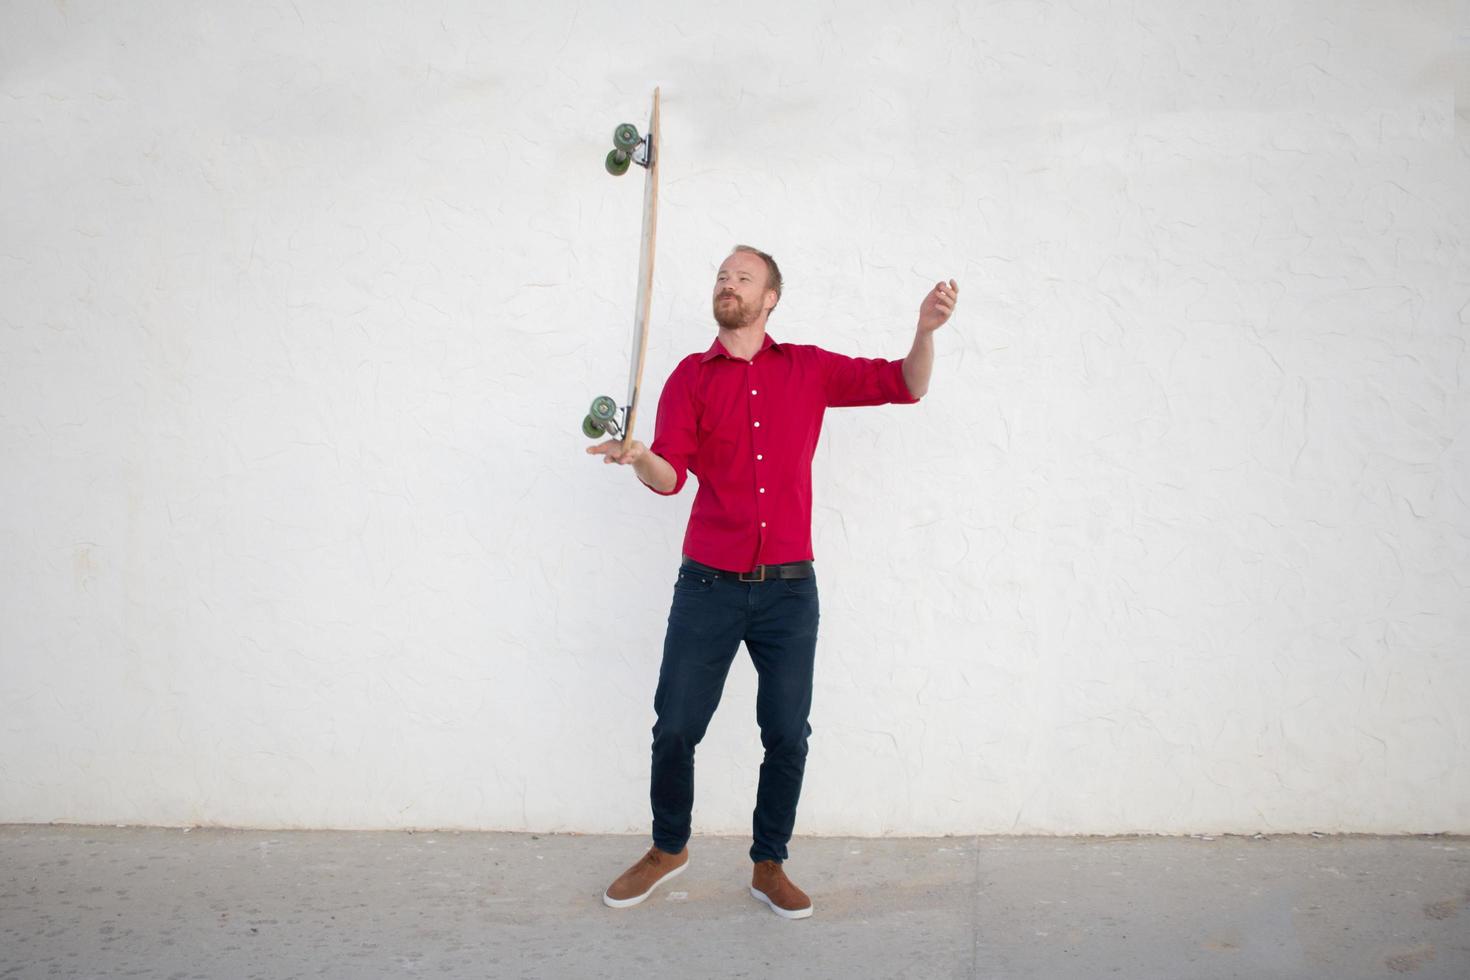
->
[918,279,959,333]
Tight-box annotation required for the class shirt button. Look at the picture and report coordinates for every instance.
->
[754,421,760,427]
[756,454,763,461]
[751,389,758,395]
[761,522,767,528]
[759,487,765,493]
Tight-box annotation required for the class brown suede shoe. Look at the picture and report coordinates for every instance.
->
[602,844,689,908]
[750,859,813,919]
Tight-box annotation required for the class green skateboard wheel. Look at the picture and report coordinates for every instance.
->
[605,149,630,176]
[583,414,606,438]
[613,123,640,151]
[590,395,617,422]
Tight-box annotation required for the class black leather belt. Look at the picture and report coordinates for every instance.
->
[681,556,814,582]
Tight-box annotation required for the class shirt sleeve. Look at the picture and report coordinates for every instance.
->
[819,347,921,407]
[644,358,698,495]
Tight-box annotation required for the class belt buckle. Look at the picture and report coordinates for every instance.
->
[739,565,766,583]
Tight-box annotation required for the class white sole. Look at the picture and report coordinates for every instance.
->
[750,885,813,919]
[602,858,687,908]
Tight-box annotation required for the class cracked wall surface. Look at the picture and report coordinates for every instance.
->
[1,0,1468,834]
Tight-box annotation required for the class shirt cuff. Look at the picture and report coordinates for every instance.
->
[891,359,921,403]
[640,460,688,495]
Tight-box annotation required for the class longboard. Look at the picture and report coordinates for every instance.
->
[582,87,660,453]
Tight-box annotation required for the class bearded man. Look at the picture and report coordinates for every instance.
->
[587,245,958,918]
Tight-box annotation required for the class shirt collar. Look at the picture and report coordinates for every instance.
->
[701,332,781,363]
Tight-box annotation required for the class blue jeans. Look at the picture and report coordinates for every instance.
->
[649,561,820,864]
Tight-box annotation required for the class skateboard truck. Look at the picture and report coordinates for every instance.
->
[605,122,655,176]
[582,395,625,439]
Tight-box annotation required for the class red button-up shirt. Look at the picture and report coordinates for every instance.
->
[641,332,919,571]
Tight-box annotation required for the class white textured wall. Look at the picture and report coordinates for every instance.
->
[2,0,1468,835]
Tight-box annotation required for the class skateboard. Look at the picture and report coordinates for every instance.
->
[583,87,660,451]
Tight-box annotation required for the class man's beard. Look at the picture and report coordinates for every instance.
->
[713,293,757,329]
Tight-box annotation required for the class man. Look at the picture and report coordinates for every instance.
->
[586,245,958,918]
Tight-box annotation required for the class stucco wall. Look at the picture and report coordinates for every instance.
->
[2,0,1467,834]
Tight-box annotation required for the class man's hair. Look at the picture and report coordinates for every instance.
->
[732,244,783,309]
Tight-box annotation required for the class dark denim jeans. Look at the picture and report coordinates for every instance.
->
[649,561,820,864]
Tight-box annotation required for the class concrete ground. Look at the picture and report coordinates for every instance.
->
[1,826,1467,980]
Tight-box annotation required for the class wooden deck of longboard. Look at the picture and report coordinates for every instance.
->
[622,87,659,453]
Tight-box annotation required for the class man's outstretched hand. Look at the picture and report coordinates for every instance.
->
[587,437,676,492]
[586,439,648,465]
[918,279,959,333]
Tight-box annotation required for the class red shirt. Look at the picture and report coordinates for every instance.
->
[641,332,919,571]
